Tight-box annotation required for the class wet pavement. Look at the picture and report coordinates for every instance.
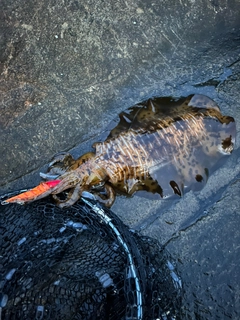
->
[1,0,240,318]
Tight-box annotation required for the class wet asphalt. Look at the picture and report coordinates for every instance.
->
[1,0,240,318]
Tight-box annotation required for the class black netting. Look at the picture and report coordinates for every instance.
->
[0,192,182,320]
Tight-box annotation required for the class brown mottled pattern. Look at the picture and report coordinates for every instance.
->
[48,94,236,206]
[92,94,235,198]
[3,94,236,207]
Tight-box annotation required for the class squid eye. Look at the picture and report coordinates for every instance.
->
[91,181,105,190]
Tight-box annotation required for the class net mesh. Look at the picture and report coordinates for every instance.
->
[0,192,182,320]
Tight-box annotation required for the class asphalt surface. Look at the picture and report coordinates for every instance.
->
[1,0,240,318]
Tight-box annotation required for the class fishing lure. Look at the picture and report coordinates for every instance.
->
[1,180,61,205]
[2,94,236,208]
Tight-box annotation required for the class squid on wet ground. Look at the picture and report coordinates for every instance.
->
[2,94,236,208]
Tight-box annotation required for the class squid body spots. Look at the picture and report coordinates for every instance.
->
[89,95,236,200]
